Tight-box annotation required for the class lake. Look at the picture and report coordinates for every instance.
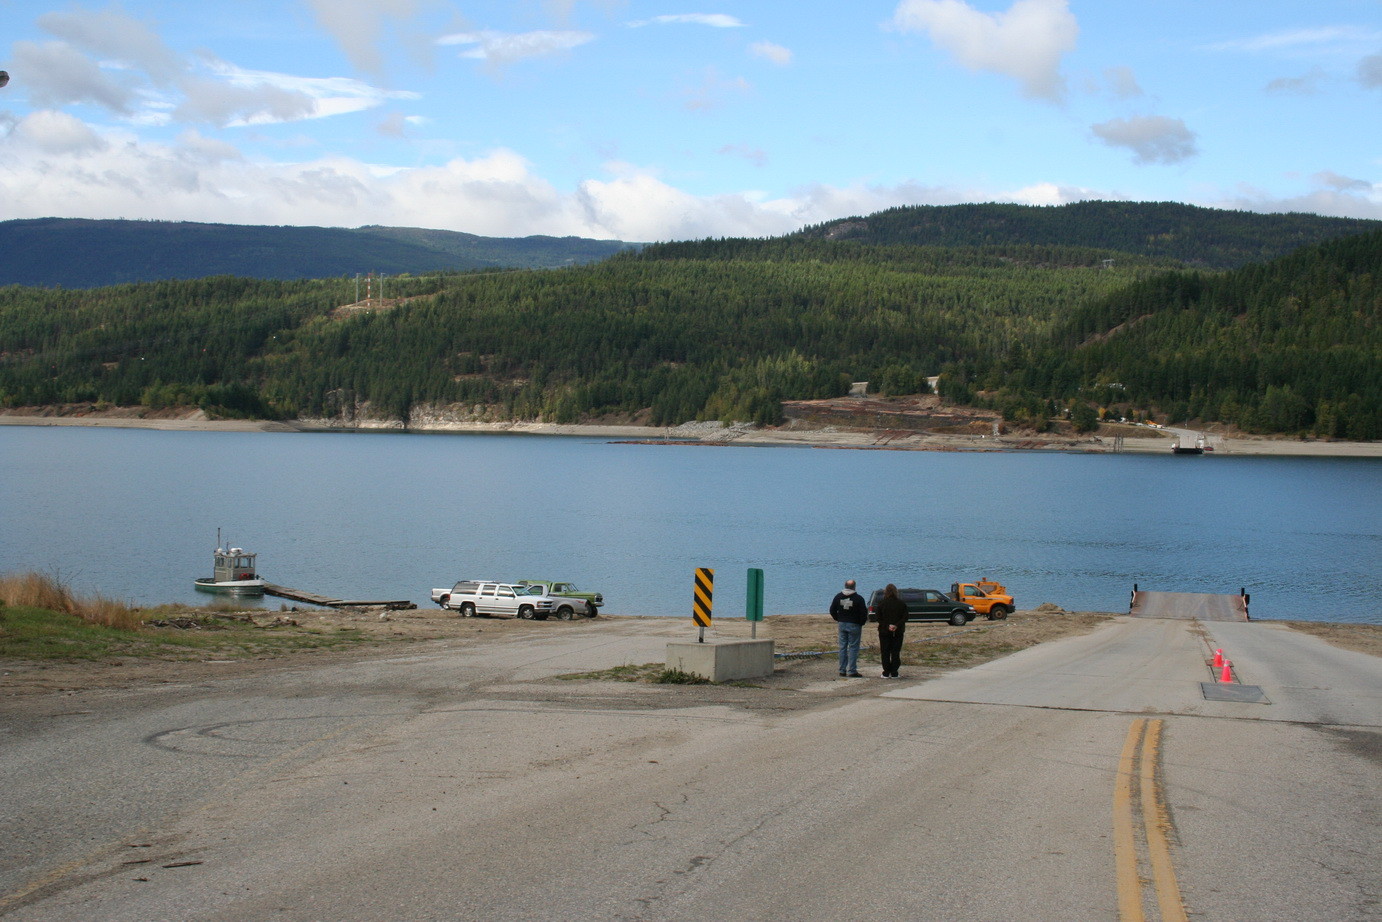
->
[1,425,1378,623]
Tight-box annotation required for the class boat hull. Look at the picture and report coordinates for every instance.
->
[195,577,266,595]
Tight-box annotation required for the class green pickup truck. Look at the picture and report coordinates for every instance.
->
[517,581,604,619]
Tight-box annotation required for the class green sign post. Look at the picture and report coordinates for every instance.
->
[746,568,764,638]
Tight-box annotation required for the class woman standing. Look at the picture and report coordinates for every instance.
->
[875,583,909,678]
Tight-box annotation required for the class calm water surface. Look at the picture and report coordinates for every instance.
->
[2,426,1378,623]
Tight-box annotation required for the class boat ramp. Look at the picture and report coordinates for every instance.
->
[1129,586,1249,621]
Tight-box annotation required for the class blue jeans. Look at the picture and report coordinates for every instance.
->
[837,621,863,674]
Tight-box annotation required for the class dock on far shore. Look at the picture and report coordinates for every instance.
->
[262,583,416,611]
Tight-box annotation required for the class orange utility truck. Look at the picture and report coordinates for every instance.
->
[950,579,1014,620]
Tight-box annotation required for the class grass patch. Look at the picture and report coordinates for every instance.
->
[0,571,400,662]
[0,571,141,630]
[554,664,715,684]
[654,668,711,685]
[556,662,665,682]
[0,603,384,661]
[0,605,142,660]
[902,642,1023,667]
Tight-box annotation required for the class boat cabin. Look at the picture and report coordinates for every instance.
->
[214,547,258,582]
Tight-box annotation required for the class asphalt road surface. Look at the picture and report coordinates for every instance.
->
[1,617,1377,921]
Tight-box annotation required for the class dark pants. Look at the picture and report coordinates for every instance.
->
[878,624,906,675]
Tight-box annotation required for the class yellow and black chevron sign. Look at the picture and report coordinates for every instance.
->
[692,567,714,627]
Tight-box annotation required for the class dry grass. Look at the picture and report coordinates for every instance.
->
[0,572,143,630]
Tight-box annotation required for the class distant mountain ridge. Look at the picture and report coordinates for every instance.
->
[0,218,634,288]
[5,203,1379,289]
[795,201,1380,269]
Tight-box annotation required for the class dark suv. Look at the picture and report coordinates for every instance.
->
[868,588,977,626]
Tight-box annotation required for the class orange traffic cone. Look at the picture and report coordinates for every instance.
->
[1219,660,1233,683]
[1212,648,1223,668]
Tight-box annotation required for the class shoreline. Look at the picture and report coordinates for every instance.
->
[2,410,1379,458]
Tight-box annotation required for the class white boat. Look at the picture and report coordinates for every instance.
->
[194,535,265,595]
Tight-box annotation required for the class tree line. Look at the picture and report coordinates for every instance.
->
[0,227,1376,439]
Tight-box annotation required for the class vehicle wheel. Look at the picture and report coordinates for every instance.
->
[459,602,476,618]
[556,605,575,621]
[437,594,450,609]
[584,602,597,618]
[949,610,968,626]
[518,604,535,620]
[990,605,1010,620]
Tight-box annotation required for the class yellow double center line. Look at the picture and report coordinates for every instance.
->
[1113,718,1188,922]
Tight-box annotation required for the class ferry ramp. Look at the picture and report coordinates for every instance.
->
[1130,589,1249,621]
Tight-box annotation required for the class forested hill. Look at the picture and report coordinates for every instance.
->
[0,205,1376,439]
[794,201,1380,269]
[961,229,1382,439]
[0,218,633,288]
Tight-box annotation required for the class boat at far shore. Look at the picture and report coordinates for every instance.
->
[194,535,265,595]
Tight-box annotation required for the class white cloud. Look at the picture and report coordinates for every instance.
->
[190,61,418,125]
[718,143,767,167]
[377,111,411,137]
[1360,53,1382,89]
[1267,68,1327,95]
[1103,66,1142,100]
[682,69,751,111]
[890,0,1078,102]
[628,14,746,29]
[1091,116,1198,165]
[9,109,109,155]
[175,129,244,165]
[0,113,917,240]
[11,40,138,113]
[174,76,317,128]
[16,5,414,131]
[1214,184,1382,221]
[749,42,793,66]
[304,0,420,74]
[438,30,595,65]
[1010,181,1101,206]
[1206,27,1381,55]
[5,110,1376,242]
[1313,170,1371,193]
[37,7,185,84]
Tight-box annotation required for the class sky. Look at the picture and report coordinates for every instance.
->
[1,0,1379,242]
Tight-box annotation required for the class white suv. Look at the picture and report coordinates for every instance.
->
[431,581,557,619]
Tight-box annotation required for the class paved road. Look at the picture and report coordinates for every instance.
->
[1,618,1377,921]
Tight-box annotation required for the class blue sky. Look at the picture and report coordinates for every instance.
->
[2,1,1379,241]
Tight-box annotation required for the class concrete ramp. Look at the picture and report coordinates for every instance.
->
[1131,590,1248,621]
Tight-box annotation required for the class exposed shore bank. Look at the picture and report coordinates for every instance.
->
[2,408,1379,458]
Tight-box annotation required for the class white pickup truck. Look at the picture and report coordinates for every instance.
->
[431,580,557,619]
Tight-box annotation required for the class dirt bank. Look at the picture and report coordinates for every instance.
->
[3,406,1378,457]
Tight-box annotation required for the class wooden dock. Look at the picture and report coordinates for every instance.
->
[262,584,416,610]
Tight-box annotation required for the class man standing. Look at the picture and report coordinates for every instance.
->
[829,579,867,677]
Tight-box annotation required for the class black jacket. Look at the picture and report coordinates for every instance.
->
[830,590,868,625]
[874,594,910,628]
